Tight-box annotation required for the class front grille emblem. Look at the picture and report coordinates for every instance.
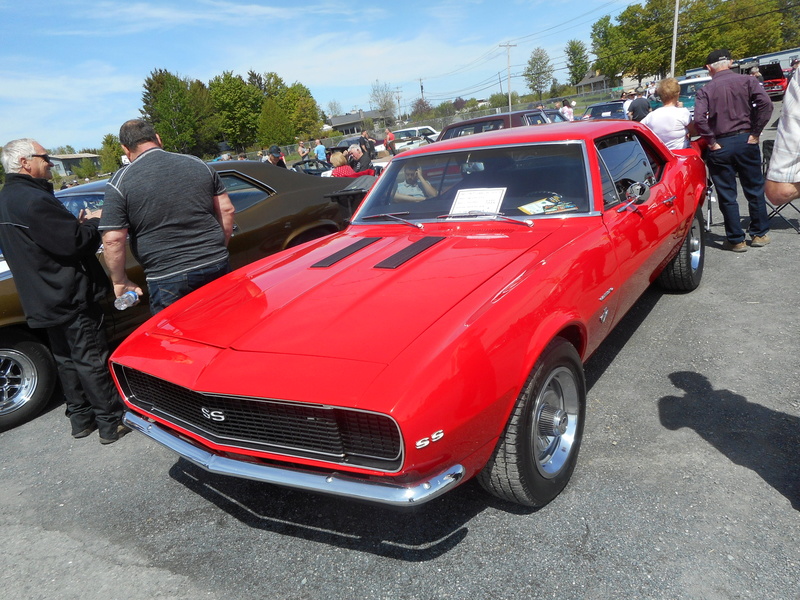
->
[201,407,226,422]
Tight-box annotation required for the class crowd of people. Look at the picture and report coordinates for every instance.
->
[602,50,798,253]
[0,48,798,444]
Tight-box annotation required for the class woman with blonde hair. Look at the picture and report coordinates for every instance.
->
[329,151,357,177]
[641,78,696,150]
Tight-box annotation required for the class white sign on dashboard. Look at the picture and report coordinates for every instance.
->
[450,187,506,215]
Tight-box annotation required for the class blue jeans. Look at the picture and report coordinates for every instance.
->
[148,259,230,314]
[705,133,770,243]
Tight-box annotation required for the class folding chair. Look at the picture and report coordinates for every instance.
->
[762,139,800,234]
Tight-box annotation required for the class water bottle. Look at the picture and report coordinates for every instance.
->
[114,291,139,311]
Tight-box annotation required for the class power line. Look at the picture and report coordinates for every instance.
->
[418,1,800,105]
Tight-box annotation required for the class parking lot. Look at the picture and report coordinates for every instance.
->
[2,113,799,600]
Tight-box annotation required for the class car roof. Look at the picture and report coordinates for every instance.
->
[443,109,548,128]
[586,99,624,108]
[407,120,643,155]
[55,178,108,196]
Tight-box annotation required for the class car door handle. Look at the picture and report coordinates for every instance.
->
[660,195,677,206]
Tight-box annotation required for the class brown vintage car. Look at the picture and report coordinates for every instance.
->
[0,160,356,429]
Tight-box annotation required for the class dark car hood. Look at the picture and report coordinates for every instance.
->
[759,63,785,81]
[148,226,560,364]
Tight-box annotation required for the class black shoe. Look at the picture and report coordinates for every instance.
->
[99,424,131,445]
[72,423,98,439]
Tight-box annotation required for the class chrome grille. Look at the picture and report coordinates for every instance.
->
[117,365,402,470]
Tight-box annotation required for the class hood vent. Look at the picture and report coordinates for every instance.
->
[311,237,382,268]
[374,236,445,270]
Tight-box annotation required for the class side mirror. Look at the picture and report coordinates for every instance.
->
[625,181,651,205]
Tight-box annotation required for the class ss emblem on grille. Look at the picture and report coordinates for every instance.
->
[201,407,226,422]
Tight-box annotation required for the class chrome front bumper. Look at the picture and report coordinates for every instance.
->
[123,412,465,507]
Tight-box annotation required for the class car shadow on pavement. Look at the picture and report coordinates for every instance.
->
[169,459,536,561]
[658,371,800,510]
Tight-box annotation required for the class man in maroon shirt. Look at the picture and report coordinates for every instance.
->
[694,49,773,252]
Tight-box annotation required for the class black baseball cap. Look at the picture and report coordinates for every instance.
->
[706,49,731,65]
[268,145,282,157]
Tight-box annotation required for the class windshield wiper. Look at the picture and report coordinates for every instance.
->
[437,211,534,227]
[361,212,424,230]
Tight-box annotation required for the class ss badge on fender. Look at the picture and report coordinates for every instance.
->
[415,430,444,449]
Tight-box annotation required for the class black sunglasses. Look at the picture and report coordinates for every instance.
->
[30,153,51,163]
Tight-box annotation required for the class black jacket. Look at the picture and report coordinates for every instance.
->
[0,173,110,328]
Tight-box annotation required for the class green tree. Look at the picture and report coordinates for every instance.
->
[565,40,591,86]
[590,0,786,81]
[522,47,554,101]
[488,91,520,108]
[52,145,76,155]
[257,97,295,147]
[432,100,457,118]
[283,82,321,136]
[778,0,800,48]
[208,71,262,150]
[292,94,322,139]
[99,134,122,173]
[72,158,97,180]
[188,79,222,157]
[247,70,266,92]
[591,15,628,85]
[151,72,197,153]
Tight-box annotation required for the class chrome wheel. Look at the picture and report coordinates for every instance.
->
[530,365,581,479]
[689,215,703,272]
[478,337,586,507]
[0,331,56,429]
[0,349,38,416]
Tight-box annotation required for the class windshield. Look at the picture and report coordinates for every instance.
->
[679,79,710,97]
[355,142,590,222]
[57,192,104,217]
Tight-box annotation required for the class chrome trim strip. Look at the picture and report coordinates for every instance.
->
[124,412,464,507]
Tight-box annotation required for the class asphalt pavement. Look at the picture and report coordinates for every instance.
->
[1,107,798,600]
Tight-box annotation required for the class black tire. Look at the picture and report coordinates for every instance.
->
[658,207,705,292]
[478,337,586,507]
[0,329,57,430]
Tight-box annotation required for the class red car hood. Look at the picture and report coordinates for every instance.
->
[148,225,558,364]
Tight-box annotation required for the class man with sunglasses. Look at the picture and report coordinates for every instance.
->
[0,138,128,443]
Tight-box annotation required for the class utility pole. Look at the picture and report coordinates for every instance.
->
[394,87,402,122]
[419,79,425,102]
[670,0,679,77]
[500,43,516,113]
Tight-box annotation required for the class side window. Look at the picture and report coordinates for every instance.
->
[526,114,547,125]
[219,174,275,212]
[596,133,656,198]
[638,137,666,181]
[596,152,620,208]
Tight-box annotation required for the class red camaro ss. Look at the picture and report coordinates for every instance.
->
[111,121,708,508]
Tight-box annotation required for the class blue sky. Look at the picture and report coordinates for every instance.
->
[0,0,629,151]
